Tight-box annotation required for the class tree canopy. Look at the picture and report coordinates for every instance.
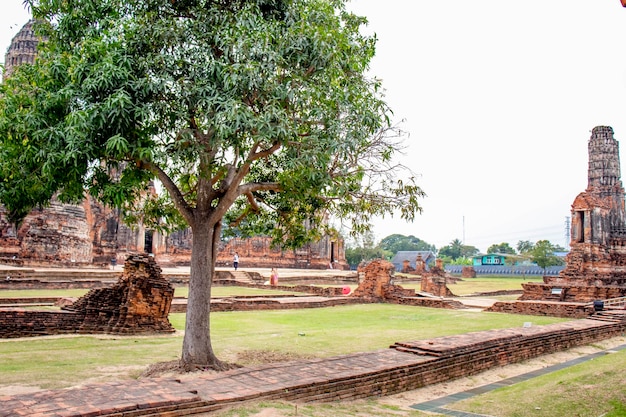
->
[1,0,424,369]
[378,233,435,253]
[437,238,479,260]
[530,240,565,270]
[486,242,516,254]
[516,240,535,254]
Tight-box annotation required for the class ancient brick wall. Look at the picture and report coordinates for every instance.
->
[519,281,626,303]
[560,126,626,283]
[0,310,83,338]
[461,266,476,278]
[66,254,174,334]
[487,300,595,318]
[351,260,417,300]
[274,318,626,403]
[420,275,455,297]
[0,255,175,338]
[167,235,348,270]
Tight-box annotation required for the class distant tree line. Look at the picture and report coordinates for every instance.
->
[345,233,566,270]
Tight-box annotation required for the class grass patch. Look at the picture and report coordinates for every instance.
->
[0,335,182,389]
[0,286,300,299]
[0,304,566,390]
[206,305,565,360]
[0,289,89,298]
[391,275,529,296]
[448,275,530,295]
[176,286,301,298]
[451,348,626,417]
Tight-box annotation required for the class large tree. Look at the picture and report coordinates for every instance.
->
[378,233,436,253]
[0,0,423,369]
[486,242,516,255]
[530,240,565,271]
[438,238,479,260]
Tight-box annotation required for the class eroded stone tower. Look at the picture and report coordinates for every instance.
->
[558,126,626,285]
[3,19,38,80]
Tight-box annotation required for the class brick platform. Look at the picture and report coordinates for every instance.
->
[1,315,624,417]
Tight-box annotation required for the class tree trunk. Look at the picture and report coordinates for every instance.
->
[180,219,225,370]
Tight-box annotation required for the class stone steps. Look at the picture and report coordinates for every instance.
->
[228,271,258,285]
[591,310,626,323]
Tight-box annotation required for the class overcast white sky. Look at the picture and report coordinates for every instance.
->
[2,1,626,252]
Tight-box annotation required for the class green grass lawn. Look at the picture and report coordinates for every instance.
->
[394,275,529,296]
[176,286,302,298]
[448,275,530,295]
[1,277,622,417]
[452,347,626,417]
[0,304,566,390]
[0,288,90,298]
[0,286,305,299]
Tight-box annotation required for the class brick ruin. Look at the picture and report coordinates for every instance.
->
[521,126,626,302]
[0,20,348,271]
[164,233,348,270]
[352,260,414,300]
[490,126,626,317]
[0,254,175,337]
[3,19,38,80]
[65,254,175,334]
[351,259,459,307]
[419,259,456,297]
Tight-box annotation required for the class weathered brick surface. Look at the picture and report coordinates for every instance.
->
[486,300,595,318]
[514,127,626,310]
[66,254,175,334]
[0,310,83,338]
[352,260,413,300]
[461,266,477,278]
[0,255,175,337]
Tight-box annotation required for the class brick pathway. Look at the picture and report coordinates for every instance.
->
[0,350,427,417]
[1,317,625,417]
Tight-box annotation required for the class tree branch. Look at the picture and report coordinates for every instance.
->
[143,160,195,226]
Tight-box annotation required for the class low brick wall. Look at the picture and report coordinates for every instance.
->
[0,297,59,305]
[0,310,83,338]
[0,279,113,290]
[487,300,595,318]
[169,296,364,313]
[271,318,626,403]
[520,282,626,303]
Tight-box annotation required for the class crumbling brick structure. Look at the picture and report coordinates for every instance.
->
[0,254,175,337]
[420,259,455,297]
[352,260,414,300]
[510,127,626,310]
[461,266,477,278]
[65,254,175,334]
[165,234,348,270]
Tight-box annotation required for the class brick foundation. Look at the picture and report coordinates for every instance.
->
[0,254,175,338]
[486,300,595,318]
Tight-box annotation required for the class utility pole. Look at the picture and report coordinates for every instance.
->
[462,216,465,244]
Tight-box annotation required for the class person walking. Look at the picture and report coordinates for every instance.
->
[233,252,239,270]
[270,268,279,286]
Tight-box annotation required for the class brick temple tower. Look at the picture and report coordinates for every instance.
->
[558,126,626,285]
[3,20,38,80]
[572,125,626,247]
